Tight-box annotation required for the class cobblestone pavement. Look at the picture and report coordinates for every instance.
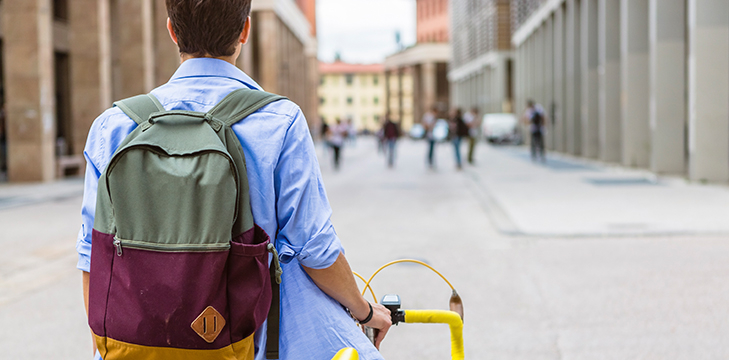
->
[1,137,728,359]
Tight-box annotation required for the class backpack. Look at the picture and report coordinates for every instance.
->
[531,110,544,128]
[88,88,285,360]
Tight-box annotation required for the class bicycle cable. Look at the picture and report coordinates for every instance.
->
[354,259,459,304]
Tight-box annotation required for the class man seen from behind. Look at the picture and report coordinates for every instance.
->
[76,1,391,359]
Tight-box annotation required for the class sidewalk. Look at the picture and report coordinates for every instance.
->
[0,177,83,211]
[467,145,729,237]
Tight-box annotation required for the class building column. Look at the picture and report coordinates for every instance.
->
[535,27,544,114]
[112,0,156,99]
[412,65,423,125]
[3,0,56,182]
[422,62,437,113]
[688,0,729,182]
[155,0,181,86]
[553,7,566,152]
[598,0,622,162]
[516,44,524,118]
[398,67,404,122]
[385,69,392,117]
[566,0,582,155]
[69,0,110,156]
[621,0,650,167]
[256,10,280,94]
[525,37,534,145]
[650,0,687,174]
[581,0,600,159]
[544,16,554,150]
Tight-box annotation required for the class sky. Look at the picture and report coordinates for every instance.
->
[316,0,416,64]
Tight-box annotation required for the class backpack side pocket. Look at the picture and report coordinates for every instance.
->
[227,225,273,343]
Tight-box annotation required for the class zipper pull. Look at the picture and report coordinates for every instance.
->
[113,238,123,256]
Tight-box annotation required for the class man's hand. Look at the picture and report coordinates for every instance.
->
[353,301,392,349]
[303,252,392,349]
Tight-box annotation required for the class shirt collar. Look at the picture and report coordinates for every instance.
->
[169,58,262,90]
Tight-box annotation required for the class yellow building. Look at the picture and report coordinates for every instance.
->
[318,61,386,133]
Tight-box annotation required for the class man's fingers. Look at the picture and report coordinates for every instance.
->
[374,326,389,349]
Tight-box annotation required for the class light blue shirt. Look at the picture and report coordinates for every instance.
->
[76,58,382,360]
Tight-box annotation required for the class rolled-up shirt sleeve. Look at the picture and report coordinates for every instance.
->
[76,109,136,272]
[76,158,100,272]
[273,108,343,270]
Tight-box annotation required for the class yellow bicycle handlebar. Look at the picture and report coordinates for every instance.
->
[330,309,465,360]
[404,310,464,360]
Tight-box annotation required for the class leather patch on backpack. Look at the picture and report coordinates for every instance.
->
[191,306,226,343]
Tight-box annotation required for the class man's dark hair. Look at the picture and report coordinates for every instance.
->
[166,0,252,57]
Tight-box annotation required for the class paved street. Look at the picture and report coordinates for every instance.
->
[2,137,729,359]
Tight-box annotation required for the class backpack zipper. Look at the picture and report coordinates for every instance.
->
[112,236,231,256]
[114,238,123,256]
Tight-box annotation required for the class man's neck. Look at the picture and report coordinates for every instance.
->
[180,53,238,66]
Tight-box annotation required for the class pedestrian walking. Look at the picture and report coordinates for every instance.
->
[75,2,391,360]
[329,118,348,170]
[422,106,438,168]
[382,114,401,168]
[346,118,357,145]
[320,118,330,143]
[522,99,547,162]
[450,108,469,170]
[464,107,481,165]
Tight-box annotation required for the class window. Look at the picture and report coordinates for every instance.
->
[374,97,379,105]
[320,76,325,85]
[345,74,354,85]
[319,97,325,105]
[374,115,381,123]
[53,0,68,21]
[373,75,379,85]
[347,97,353,105]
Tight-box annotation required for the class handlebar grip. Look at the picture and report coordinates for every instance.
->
[363,325,377,345]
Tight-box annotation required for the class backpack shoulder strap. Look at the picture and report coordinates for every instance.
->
[113,94,166,125]
[207,88,287,127]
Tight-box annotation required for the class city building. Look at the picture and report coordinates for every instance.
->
[318,61,386,133]
[512,0,729,183]
[449,0,514,114]
[0,0,318,183]
[384,0,451,129]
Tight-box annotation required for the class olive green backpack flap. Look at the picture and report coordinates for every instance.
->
[88,89,285,359]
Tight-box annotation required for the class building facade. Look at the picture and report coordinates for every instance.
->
[318,61,386,132]
[449,0,514,115]
[385,0,451,129]
[512,0,729,183]
[0,0,318,183]
[418,0,450,43]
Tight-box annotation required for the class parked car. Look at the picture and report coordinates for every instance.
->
[482,113,522,144]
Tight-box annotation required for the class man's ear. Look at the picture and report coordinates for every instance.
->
[240,16,252,45]
[167,18,178,45]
